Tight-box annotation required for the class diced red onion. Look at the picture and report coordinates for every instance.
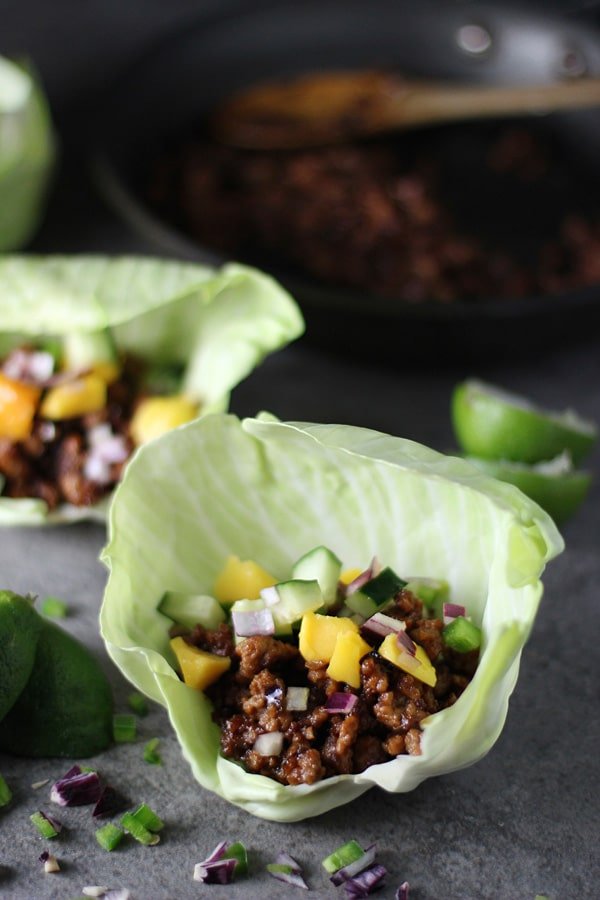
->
[396,630,417,657]
[92,785,128,818]
[265,685,283,706]
[395,882,410,900]
[325,693,358,715]
[253,732,284,756]
[275,852,302,873]
[344,863,387,897]
[50,769,102,807]
[3,348,54,384]
[93,434,129,464]
[260,585,280,607]
[83,454,113,485]
[193,858,237,884]
[286,687,309,711]
[84,429,129,484]
[330,845,377,885]
[38,421,57,442]
[360,612,406,644]
[267,864,308,890]
[36,810,63,834]
[199,840,228,865]
[344,562,375,597]
[88,424,113,447]
[443,603,466,625]
[232,608,275,637]
[83,888,109,898]
[39,851,60,873]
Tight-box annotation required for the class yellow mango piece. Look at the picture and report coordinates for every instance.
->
[213,555,277,603]
[339,567,362,586]
[92,361,122,385]
[298,611,358,663]
[40,374,106,420]
[326,630,372,688]
[170,636,231,691]
[379,632,437,687]
[0,373,40,440]
[130,395,199,446]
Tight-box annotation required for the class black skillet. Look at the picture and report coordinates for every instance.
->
[93,0,600,362]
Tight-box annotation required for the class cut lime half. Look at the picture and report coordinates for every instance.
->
[452,379,597,465]
[466,452,592,524]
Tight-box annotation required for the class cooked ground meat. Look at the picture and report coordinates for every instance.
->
[148,126,600,305]
[204,587,478,785]
[0,360,139,509]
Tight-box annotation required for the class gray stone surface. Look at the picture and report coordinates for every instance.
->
[1,3,600,897]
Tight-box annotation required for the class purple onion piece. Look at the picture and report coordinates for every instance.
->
[265,685,283,706]
[344,863,387,897]
[267,866,308,890]
[330,846,377,885]
[200,840,228,865]
[275,852,302,873]
[50,770,102,807]
[360,612,406,644]
[326,692,358,715]
[60,764,82,780]
[396,630,417,657]
[343,565,374,597]
[193,858,237,884]
[232,608,275,637]
[395,881,410,900]
[38,850,50,863]
[443,602,466,625]
[92,785,128,818]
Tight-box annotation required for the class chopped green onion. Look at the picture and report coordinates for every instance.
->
[113,713,137,743]
[79,766,97,774]
[443,616,482,653]
[40,596,68,618]
[128,692,149,717]
[0,773,12,807]
[30,811,61,839]
[143,738,162,765]
[120,811,160,845]
[223,841,248,876]
[130,802,164,832]
[95,823,125,851]
[322,840,365,874]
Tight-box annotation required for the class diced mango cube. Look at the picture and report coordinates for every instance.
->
[0,373,41,440]
[92,361,122,385]
[298,611,358,663]
[339,567,363,586]
[379,633,437,687]
[130,395,199,446]
[40,374,106,420]
[213,555,277,603]
[326,630,372,688]
[170,636,231,691]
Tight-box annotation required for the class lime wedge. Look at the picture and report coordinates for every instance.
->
[452,380,597,465]
[0,56,56,251]
[466,452,591,524]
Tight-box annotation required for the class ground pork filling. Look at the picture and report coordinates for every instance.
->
[0,354,141,509]
[183,589,478,786]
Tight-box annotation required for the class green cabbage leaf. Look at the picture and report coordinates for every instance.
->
[0,257,303,524]
[0,57,56,250]
[100,415,563,821]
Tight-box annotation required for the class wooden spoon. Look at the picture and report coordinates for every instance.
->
[212,69,600,149]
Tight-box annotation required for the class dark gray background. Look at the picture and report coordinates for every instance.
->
[1,3,599,899]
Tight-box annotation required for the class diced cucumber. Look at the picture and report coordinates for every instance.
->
[291,545,342,608]
[159,592,225,630]
[443,616,482,653]
[264,579,323,629]
[405,577,449,618]
[62,329,118,369]
[346,567,406,617]
[231,598,292,639]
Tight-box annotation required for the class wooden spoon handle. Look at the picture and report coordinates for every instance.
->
[394,78,600,128]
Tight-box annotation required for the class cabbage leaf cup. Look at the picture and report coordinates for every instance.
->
[0,256,303,524]
[0,56,56,250]
[100,415,563,821]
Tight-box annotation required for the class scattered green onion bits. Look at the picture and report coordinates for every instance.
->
[113,713,137,743]
[120,812,159,846]
[30,810,61,839]
[322,839,365,873]
[129,802,164,833]
[95,822,125,852]
[40,596,68,618]
[223,841,248,876]
[127,692,148,717]
[0,772,12,807]
[143,738,162,765]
